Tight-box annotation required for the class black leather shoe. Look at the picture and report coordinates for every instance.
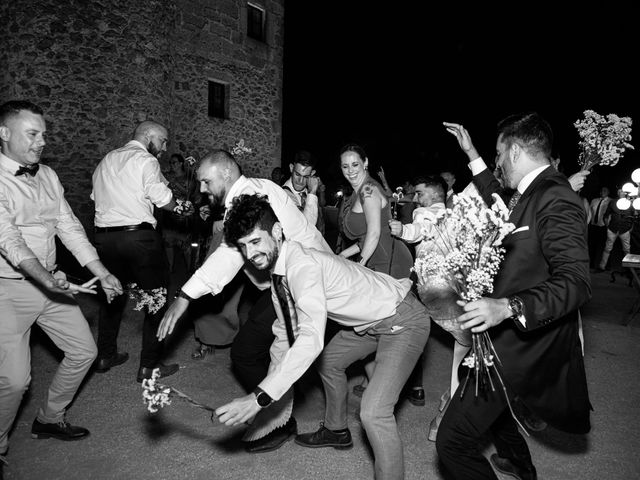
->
[406,387,425,406]
[191,343,214,360]
[136,363,179,383]
[94,352,129,373]
[295,422,352,449]
[490,454,537,480]
[244,417,297,453]
[31,419,90,441]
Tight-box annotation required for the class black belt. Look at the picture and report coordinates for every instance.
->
[95,222,154,233]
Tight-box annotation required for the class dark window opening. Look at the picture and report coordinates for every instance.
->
[208,80,227,119]
[247,3,266,42]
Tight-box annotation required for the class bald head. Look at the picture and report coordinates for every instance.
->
[197,150,242,207]
[133,120,168,159]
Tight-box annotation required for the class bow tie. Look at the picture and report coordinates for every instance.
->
[15,164,40,177]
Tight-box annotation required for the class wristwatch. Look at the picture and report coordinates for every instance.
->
[253,387,273,408]
[507,295,524,319]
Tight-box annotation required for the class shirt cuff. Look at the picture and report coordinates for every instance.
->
[468,157,488,176]
[181,274,216,299]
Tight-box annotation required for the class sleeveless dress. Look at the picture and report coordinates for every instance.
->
[340,180,413,280]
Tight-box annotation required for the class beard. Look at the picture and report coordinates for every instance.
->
[148,141,162,159]
[208,192,225,208]
[249,247,278,271]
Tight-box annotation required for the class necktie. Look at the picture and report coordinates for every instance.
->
[508,191,521,213]
[15,164,40,177]
[271,274,297,347]
[594,198,604,226]
[299,191,307,209]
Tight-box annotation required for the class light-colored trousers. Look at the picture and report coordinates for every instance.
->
[0,279,97,453]
[317,293,431,480]
[598,229,631,269]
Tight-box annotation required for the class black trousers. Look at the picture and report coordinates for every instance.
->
[230,287,276,392]
[436,378,534,479]
[94,228,170,368]
[588,224,607,267]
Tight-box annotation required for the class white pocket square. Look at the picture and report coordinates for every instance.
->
[512,226,529,234]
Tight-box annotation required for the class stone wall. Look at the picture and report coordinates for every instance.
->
[0,0,284,229]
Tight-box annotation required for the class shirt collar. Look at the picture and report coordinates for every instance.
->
[0,151,36,175]
[272,240,289,277]
[127,139,149,152]
[224,175,247,209]
[517,165,550,194]
[283,178,307,194]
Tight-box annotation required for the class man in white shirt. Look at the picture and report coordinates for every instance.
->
[91,120,193,383]
[0,100,123,476]
[281,150,325,235]
[158,149,331,453]
[214,194,431,480]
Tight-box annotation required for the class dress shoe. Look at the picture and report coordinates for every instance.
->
[489,454,537,480]
[136,363,179,383]
[191,343,214,360]
[94,352,129,373]
[295,422,352,449]
[31,419,90,441]
[406,387,425,406]
[243,417,297,453]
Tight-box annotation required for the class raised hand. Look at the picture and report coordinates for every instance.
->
[443,122,480,160]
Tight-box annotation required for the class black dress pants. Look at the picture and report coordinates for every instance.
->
[230,287,276,392]
[94,228,170,368]
[436,378,534,479]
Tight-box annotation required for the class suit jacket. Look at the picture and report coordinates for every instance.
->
[473,167,592,434]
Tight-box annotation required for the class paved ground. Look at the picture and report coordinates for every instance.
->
[3,267,640,479]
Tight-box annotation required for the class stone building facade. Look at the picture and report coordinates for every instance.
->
[0,0,284,229]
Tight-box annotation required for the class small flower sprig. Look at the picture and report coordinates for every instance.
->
[172,198,193,216]
[574,110,634,171]
[231,139,253,157]
[141,368,216,419]
[127,283,167,314]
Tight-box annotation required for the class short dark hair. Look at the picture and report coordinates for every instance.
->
[0,100,43,126]
[412,175,447,200]
[497,112,553,160]
[224,194,278,247]
[293,150,315,168]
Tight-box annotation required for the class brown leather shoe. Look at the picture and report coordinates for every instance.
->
[136,363,179,383]
[490,454,537,480]
[31,419,90,441]
[94,352,129,373]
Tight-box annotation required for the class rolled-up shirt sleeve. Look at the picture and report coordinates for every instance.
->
[181,240,245,298]
[141,158,173,208]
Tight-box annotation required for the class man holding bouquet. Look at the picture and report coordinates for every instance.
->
[440,113,591,480]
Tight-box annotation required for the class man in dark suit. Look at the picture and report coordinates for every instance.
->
[440,113,591,480]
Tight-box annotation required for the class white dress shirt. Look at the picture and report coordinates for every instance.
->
[181,175,331,298]
[91,140,173,228]
[399,202,447,258]
[0,152,99,278]
[282,178,319,226]
[260,240,413,400]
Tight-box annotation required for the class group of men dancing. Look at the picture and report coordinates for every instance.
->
[0,99,591,480]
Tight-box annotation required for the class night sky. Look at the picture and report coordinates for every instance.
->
[280,1,639,200]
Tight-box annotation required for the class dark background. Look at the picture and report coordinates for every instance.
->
[280,1,639,201]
